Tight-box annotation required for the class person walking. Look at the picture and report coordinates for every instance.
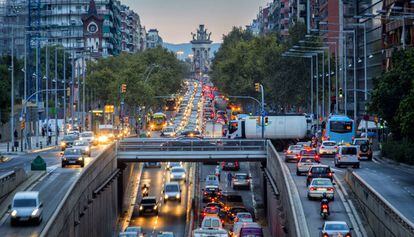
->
[227,172,233,187]
[47,128,52,145]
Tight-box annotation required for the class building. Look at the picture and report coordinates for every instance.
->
[190,24,212,76]
[146,29,163,49]
[140,26,147,51]
[0,0,143,58]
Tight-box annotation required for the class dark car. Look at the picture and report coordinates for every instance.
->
[202,185,222,203]
[306,165,334,186]
[221,161,240,171]
[138,197,159,215]
[352,138,373,160]
[60,134,78,151]
[61,148,85,168]
[226,206,250,223]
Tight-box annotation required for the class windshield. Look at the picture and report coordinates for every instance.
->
[312,179,332,186]
[80,133,93,137]
[235,174,248,179]
[311,167,329,173]
[164,128,174,132]
[172,168,185,173]
[325,223,348,231]
[74,141,88,146]
[165,185,179,192]
[63,135,77,141]
[204,219,220,228]
[300,158,317,163]
[237,213,252,219]
[341,147,357,155]
[353,139,368,145]
[330,121,353,133]
[301,150,316,155]
[141,199,156,204]
[65,149,82,155]
[323,142,336,146]
[14,198,36,207]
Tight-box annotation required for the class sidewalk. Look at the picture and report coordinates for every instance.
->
[0,134,63,156]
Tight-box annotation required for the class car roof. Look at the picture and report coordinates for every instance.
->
[14,191,39,199]
[171,166,185,170]
[234,172,248,175]
[205,185,219,188]
[324,221,348,225]
[311,178,332,182]
[165,182,179,186]
[310,164,329,168]
[322,141,336,143]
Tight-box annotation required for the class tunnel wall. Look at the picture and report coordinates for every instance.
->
[41,143,119,237]
[265,141,310,237]
[345,170,414,237]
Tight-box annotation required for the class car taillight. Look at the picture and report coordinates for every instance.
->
[337,155,341,160]
[345,234,351,237]
[204,192,207,195]
[315,155,319,159]
[328,172,333,177]
[308,172,312,176]
[323,234,329,237]
[296,154,301,158]
[327,187,334,191]
[287,150,292,154]
[310,187,316,191]
[334,146,338,149]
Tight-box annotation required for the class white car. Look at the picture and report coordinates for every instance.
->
[166,162,182,170]
[124,226,144,237]
[170,167,186,181]
[161,127,176,137]
[318,141,338,156]
[296,157,319,175]
[79,131,96,145]
[307,178,335,200]
[10,191,43,226]
[163,182,181,203]
[319,221,353,237]
[205,175,219,187]
[335,145,360,168]
[72,140,91,157]
[234,212,253,223]
[231,173,251,189]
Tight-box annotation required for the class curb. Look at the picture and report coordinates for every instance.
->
[28,145,58,154]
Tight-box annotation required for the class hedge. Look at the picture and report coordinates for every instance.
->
[381,140,414,165]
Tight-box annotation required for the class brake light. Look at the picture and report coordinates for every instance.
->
[345,234,351,237]
[315,155,319,159]
[310,187,316,191]
[323,234,329,237]
[204,192,207,195]
[322,204,328,209]
[337,155,341,160]
[327,187,334,191]
[308,172,312,176]
[328,172,333,177]
[287,150,292,154]
[296,154,301,159]
[334,146,338,149]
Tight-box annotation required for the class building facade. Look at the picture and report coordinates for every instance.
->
[190,24,212,75]
[120,4,141,53]
[146,28,163,49]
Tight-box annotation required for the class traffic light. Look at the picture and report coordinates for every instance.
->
[254,83,260,92]
[264,116,269,125]
[339,88,343,98]
[121,84,127,93]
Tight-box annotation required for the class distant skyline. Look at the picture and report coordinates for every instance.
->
[121,0,269,43]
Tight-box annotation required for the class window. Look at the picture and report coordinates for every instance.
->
[329,121,353,133]
[341,147,357,155]
[14,199,37,207]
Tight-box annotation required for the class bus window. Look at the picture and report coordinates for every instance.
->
[330,121,352,133]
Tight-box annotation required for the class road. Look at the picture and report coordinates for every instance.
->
[0,145,106,237]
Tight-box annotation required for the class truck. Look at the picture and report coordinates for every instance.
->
[193,216,228,237]
[204,121,224,138]
[227,115,308,150]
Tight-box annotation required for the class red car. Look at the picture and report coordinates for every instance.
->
[222,161,240,171]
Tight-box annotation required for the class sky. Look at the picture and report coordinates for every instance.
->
[121,0,269,44]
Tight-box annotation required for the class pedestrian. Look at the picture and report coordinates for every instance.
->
[47,129,52,145]
[41,126,45,137]
[227,172,232,187]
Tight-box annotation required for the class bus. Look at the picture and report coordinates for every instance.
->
[149,112,167,131]
[325,115,355,144]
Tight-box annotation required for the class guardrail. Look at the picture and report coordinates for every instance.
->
[41,143,118,237]
[0,169,27,200]
[345,170,414,237]
[265,140,310,237]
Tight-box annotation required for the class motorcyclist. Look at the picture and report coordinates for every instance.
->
[320,192,330,215]
[142,184,149,196]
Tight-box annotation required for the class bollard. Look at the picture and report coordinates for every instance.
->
[40,141,43,149]
[7,142,9,152]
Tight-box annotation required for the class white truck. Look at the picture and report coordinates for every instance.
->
[192,217,228,237]
[204,121,223,138]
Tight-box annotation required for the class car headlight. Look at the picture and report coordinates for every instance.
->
[98,136,108,143]
[181,174,186,178]
[78,157,83,161]
[164,194,169,199]
[139,205,143,210]
[153,205,158,210]
[61,142,66,146]
[11,210,17,217]
[31,208,39,217]
[176,194,180,199]
[85,147,90,152]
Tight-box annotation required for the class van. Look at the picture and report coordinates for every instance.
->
[233,222,262,237]
[9,191,43,226]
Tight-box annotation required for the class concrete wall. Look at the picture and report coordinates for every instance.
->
[0,169,27,200]
[41,143,119,237]
[265,141,309,237]
[345,171,414,237]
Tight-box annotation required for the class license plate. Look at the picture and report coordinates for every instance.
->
[145,209,151,212]
[318,188,327,191]
[69,161,76,164]
[323,209,328,213]
[20,217,29,221]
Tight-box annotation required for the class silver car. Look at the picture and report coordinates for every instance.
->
[318,141,338,156]
[307,178,335,200]
[285,145,303,162]
[231,173,251,189]
[10,191,43,226]
[163,182,181,203]
[335,146,360,168]
[170,167,186,181]
[319,221,353,237]
[296,157,319,175]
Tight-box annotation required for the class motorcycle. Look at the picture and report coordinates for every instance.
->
[320,203,329,219]
[142,184,149,197]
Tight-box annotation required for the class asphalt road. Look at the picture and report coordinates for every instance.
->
[0,145,105,237]
[129,163,190,237]
[282,154,353,236]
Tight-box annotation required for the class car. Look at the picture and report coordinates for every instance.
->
[61,148,85,168]
[9,191,43,226]
[124,226,144,237]
[161,126,176,137]
[118,231,140,237]
[163,182,181,203]
[352,138,373,160]
[72,140,92,157]
[233,222,263,237]
[219,192,243,211]
[231,173,251,190]
[306,165,334,186]
[221,161,240,171]
[202,185,222,203]
[234,212,253,223]
[169,167,186,181]
[166,162,182,170]
[201,206,221,220]
[307,178,335,200]
[318,141,338,156]
[204,202,226,212]
[79,131,97,145]
[296,157,320,176]
[226,206,250,223]
[144,162,162,168]
[60,134,78,151]
[205,174,220,186]
[138,196,159,215]
[285,145,303,162]
[296,141,311,148]
[335,145,360,168]
[298,149,320,162]
[319,221,353,237]
[157,232,174,237]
